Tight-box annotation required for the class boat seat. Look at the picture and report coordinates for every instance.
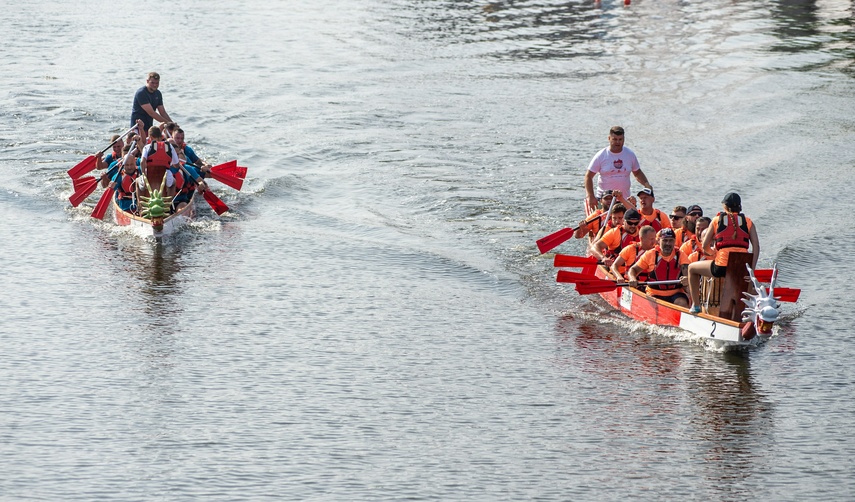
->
[718,251,754,322]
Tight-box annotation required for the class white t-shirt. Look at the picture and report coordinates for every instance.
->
[587,146,640,197]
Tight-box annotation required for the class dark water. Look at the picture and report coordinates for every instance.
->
[2,0,854,500]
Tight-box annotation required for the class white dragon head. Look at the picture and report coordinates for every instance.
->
[742,264,781,335]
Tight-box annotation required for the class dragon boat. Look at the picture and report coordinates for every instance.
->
[66,126,246,239]
[543,202,801,349]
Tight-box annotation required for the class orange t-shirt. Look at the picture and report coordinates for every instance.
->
[599,227,637,253]
[614,243,644,274]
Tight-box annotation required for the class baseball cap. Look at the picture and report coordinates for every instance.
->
[624,208,641,222]
[637,188,654,198]
[721,192,741,207]
[658,228,676,239]
[687,204,703,216]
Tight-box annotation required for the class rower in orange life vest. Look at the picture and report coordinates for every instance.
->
[589,208,643,268]
[574,190,633,240]
[610,224,656,282]
[635,188,670,231]
[681,216,711,263]
[687,192,760,314]
[627,227,691,307]
[139,125,179,195]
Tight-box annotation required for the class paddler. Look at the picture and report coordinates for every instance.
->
[589,207,642,268]
[584,126,652,212]
[139,125,179,196]
[636,188,670,231]
[628,227,691,307]
[574,189,633,239]
[611,224,656,281]
[687,192,760,314]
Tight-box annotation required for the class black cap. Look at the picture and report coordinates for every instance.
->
[624,208,641,222]
[722,192,741,207]
[687,204,703,216]
[637,188,654,198]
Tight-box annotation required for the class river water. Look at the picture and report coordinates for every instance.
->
[1,0,854,500]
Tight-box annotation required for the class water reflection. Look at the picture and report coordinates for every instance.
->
[554,315,773,495]
[684,351,773,490]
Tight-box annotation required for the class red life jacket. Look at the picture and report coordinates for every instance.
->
[648,248,682,291]
[117,172,137,200]
[642,209,665,232]
[714,212,750,250]
[144,141,173,189]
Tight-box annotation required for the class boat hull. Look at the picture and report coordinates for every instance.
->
[112,193,195,238]
[589,265,749,345]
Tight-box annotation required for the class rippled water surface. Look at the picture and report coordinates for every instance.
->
[2,0,854,500]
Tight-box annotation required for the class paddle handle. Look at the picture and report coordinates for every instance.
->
[619,279,683,287]
[97,125,138,156]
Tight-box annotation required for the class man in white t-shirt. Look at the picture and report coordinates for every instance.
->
[584,126,652,212]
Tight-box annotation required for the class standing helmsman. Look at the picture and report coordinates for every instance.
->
[585,126,652,212]
[131,72,172,133]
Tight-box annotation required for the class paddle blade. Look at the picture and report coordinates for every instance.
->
[536,227,574,254]
[67,155,97,179]
[208,169,244,191]
[771,287,801,303]
[202,190,229,215]
[210,160,237,174]
[72,175,97,192]
[754,269,774,282]
[68,178,99,207]
[575,280,621,295]
[210,161,247,179]
[556,270,599,283]
[90,187,115,220]
[554,254,599,268]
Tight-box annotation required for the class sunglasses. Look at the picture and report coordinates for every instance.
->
[688,212,702,217]
[625,221,640,226]
[669,215,684,220]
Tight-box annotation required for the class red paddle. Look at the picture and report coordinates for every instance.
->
[554,254,600,268]
[536,211,607,254]
[68,177,100,207]
[67,125,137,179]
[202,189,229,215]
[556,270,599,283]
[573,278,682,295]
[207,168,244,191]
[769,287,800,303]
[209,160,247,179]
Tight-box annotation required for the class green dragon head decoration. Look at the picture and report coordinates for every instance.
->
[139,175,173,231]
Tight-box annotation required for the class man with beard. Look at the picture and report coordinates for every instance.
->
[610,224,657,281]
[589,208,642,268]
[627,227,690,306]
